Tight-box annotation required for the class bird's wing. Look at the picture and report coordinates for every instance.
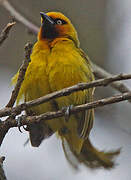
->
[76,48,95,139]
[75,89,94,139]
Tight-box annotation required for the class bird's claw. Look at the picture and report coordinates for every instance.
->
[16,115,27,133]
[23,125,29,131]
[17,116,23,133]
[63,105,73,122]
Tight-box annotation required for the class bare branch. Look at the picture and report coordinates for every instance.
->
[0,73,131,117]
[0,90,131,146]
[0,21,15,46]
[0,0,39,35]
[92,63,131,99]
[22,91,131,122]
[6,42,33,108]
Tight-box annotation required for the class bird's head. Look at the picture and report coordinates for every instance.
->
[38,12,79,46]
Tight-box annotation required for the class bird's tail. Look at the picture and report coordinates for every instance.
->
[62,137,120,169]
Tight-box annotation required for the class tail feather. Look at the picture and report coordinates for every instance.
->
[62,137,120,169]
[62,138,79,170]
[74,138,120,169]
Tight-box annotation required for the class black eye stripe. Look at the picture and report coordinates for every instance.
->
[54,18,67,25]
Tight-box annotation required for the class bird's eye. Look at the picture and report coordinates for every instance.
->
[56,19,63,25]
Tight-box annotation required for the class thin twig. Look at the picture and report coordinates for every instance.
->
[0,90,131,146]
[21,91,131,122]
[6,42,33,108]
[0,73,131,117]
[0,0,39,35]
[0,21,15,46]
[92,63,131,99]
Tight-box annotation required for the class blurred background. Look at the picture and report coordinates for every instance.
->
[0,0,131,179]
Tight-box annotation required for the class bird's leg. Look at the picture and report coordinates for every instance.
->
[62,105,73,122]
[22,109,36,132]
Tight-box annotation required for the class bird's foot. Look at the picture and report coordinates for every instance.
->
[62,105,73,122]
[16,115,28,133]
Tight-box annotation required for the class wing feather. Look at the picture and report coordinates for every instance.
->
[76,48,95,139]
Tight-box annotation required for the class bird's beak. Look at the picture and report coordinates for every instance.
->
[40,12,54,25]
[39,12,57,39]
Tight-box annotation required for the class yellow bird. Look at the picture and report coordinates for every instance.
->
[12,12,120,169]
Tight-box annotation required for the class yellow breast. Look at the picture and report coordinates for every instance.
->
[12,38,94,153]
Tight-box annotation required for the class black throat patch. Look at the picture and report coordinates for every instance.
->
[41,22,58,39]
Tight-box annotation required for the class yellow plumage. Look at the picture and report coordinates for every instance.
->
[12,12,120,169]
